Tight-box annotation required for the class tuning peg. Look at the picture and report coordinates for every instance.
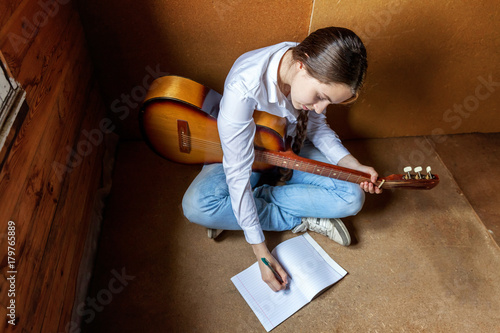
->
[414,166,423,179]
[403,166,412,180]
[426,166,433,179]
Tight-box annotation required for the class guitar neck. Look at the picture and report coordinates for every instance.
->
[255,149,372,185]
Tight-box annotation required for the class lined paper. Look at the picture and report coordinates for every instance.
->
[231,233,347,331]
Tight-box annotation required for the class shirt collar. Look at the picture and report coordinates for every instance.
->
[266,43,296,107]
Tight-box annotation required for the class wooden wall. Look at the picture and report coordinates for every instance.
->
[78,0,500,140]
[0,0,109,332]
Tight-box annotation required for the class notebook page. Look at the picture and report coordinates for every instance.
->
[272,233,347,301]
[231,234,347,331]
[231,262,309,332]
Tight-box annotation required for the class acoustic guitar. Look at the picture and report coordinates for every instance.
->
[140,75,439,190]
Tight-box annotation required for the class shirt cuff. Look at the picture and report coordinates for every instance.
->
[327,146,351,165]
[242,224,265,244]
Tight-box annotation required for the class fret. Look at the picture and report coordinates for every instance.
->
[328,169,339,179]
[303,162,311,173]
[255,149,373,186]
[307,163,316,174]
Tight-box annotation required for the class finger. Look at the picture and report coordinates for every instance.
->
[269,281,281,292]
[268,276,285,291]
[263,274,280,292]
[275,266,288,286]
[261,264,286,291]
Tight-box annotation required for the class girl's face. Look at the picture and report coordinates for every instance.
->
[289,64,354,114]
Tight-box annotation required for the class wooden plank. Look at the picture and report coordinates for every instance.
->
[1,67,100,331]
[0,0,75,78]
[0,99,29,172]
[0,4,84,262]
[0,0,30,44]
[0,3,106,332]
[57,85,110,332]
[3,47,93,332]
[33,80,107,332]
[0,1,77,231]
[31,74,101,329]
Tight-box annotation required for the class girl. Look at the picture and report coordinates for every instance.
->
[182,27,382,292]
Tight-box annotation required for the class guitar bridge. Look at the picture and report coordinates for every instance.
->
[177,120,191,153]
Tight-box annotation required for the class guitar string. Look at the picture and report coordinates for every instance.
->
[154,122,430,189]
[182,134,370,184]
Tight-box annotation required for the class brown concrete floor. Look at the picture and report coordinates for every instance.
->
[82,133,500,333]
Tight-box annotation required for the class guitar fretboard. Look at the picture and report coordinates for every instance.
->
[255,150,372,185]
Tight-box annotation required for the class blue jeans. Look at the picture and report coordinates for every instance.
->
[182,142,365,231]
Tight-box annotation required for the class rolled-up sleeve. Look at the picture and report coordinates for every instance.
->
[217,87,265,244]
[307,111,350,164]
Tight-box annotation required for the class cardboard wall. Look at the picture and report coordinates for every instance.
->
[78,0,312,138]
[79,0,500,139]
[312,0,500,138]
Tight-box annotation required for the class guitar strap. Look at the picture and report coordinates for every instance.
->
[200,88,222,119]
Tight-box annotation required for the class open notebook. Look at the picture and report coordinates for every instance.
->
[231,233,347,331]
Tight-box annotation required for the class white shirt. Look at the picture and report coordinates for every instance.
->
[217,42,350,244]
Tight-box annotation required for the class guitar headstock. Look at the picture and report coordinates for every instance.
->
[378,166,440,190]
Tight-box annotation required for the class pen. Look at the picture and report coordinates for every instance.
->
[261,258,284,284]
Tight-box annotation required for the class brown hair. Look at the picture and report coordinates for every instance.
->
[292,27,367,94]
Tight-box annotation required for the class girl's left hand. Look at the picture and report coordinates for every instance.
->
[337,155,382,194]
[356,165,382,194]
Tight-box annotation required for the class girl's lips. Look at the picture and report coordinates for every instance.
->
[302,105,309,111]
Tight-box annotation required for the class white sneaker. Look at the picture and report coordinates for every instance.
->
[207,228,223,239]
[292,217,351,246]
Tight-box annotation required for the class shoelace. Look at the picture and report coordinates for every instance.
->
[307,219,331,237]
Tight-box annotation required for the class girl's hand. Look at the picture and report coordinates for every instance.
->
[358,165,383,194]
[338,154,382,194]
[252,242,288,292]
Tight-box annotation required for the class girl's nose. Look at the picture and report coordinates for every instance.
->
[314,100,330,114]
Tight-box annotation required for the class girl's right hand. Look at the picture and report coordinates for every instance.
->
[252,242,288,292]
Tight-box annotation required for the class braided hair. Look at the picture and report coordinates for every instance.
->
[279,109,309,182]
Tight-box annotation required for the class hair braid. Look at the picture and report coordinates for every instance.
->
[279,110,309,183]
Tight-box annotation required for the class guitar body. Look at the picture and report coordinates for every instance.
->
[140,76,439,190]
[140,75,288,170]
